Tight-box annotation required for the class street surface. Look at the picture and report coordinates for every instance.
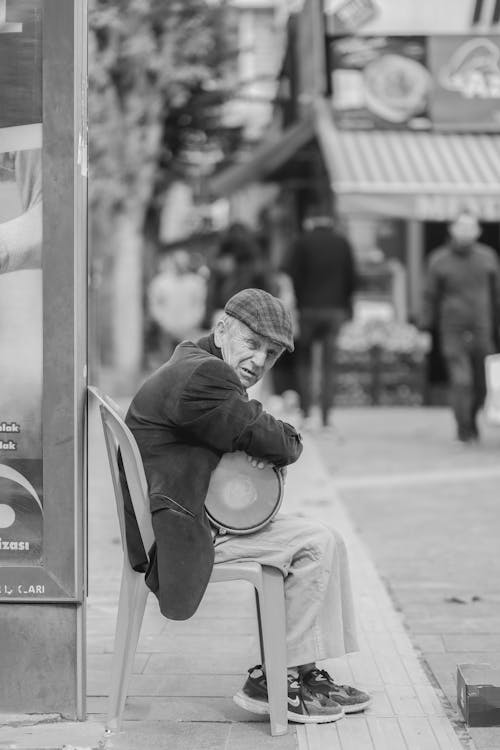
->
[316,407,500,750]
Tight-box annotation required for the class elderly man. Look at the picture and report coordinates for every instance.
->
[123,288,370,724]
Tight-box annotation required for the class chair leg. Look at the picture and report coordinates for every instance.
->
[259,566,288,736]
[106,566,149,732]
[254,589,264,665]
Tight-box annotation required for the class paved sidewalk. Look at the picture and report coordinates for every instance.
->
[1,402,486,750]
[315,407,500,750]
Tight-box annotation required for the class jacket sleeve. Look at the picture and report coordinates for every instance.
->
[175,359,303,467]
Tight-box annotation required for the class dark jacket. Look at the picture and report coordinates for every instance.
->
[421,242,500,343]
[122,334,303,620]
[285,226,357,311]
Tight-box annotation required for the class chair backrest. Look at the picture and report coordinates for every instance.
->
[88,386,154,554]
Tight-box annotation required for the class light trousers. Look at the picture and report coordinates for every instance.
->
[214,514,359,668]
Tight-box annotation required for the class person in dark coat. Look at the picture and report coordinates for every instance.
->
[121,287,370,724]
[286,210,357,427]
[421,211,500,442]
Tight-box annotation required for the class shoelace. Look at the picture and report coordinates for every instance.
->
[303,668,345,690]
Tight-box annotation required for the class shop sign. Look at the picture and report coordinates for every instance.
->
[328,36,431,130]
[428,35,500,131]
[0,0,44,591]
[414,194,500,221]
[325,0,379,33]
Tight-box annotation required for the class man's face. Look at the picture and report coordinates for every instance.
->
[215,317,284,389]
[449,214,480,248]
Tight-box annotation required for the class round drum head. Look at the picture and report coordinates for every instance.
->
[205,452,282,534]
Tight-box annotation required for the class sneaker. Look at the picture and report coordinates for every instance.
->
[301,668,371,713]
[233,665,344,724]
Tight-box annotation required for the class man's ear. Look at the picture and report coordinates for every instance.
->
[214,318,225,348]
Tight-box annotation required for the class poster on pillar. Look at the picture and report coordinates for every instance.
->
[0,0,43,570]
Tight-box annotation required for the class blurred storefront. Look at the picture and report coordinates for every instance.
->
[209,0,500,401]
[323,8,500,397]
[322,30,500,323]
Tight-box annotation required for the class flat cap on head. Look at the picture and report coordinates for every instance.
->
[224,288,295,352]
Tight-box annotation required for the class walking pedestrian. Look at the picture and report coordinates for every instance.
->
[421,210,500,442]
[285,208,357,428]
[122,287,370,725]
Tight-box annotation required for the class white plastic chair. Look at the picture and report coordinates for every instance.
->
[88,386,288,736]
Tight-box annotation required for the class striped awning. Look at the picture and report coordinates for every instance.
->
[314,99,500,220]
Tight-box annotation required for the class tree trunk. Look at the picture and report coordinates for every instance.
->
[110,211,145,393]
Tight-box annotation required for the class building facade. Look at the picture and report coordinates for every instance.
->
[321,0,500,328]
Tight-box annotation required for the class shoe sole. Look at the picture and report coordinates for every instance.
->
[341,698,371,714]
[233,691,344,723]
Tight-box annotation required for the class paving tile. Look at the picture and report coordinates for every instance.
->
[86,694,109,716]
[104,720,231,750]
[226,721,298,750]
[391,631,422,656]
[87,672,243,698]
[385,685,425,717]
[362,687,394,717]
[89,695,267,724]
[442,635,500,652]
[428,716,471,750]
[414,684,448,717]
[416,635,447,653]
[366,716,409,749]
[138,633,256,655]
[87,651,150,674]
[369,640,412,686]
[469,726,500,749]
[347,649,384,687]
[411,617,500,635]
[142,651,257,675]
[336,715,374,749]
[89,633,256,656]
[298,723,342,750]
[398,716,442,749]
[0,720,105,749]
[159,618,257,636]
[399,654,433,687]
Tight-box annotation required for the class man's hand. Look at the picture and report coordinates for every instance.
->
[246,455,267,469]
[245,454,287,483]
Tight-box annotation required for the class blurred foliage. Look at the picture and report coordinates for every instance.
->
[89,0,239,228]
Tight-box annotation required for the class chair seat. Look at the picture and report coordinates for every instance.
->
[211,560,264,588]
